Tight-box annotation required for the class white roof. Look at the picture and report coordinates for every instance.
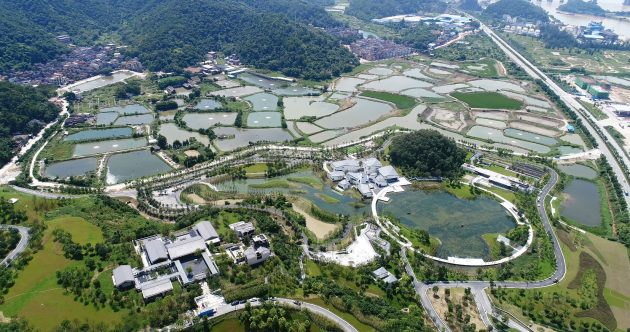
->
[141,278,173,299]
[372,267,389,278]
[378,165,399,178]
[331,159,360,168]
[229,221,255,234]
[112,265,134,287]
[166,237,207,260]
[195,221,219,241]
[329,170,345,177]
[363,158,381,168]
[145,239,168,263]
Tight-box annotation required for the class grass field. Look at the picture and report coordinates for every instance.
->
[502,33,630,74]
[494,229,630,330]
[360,91,417,109]
[0,216,123,330]
[315,193,340,204]
[248,179,291,189]
[463,58,499,78]
[579,100,608,120]
[47,216,104,245]
[243,163,268,175]
[287,176,322,189]
[451,91,523,110]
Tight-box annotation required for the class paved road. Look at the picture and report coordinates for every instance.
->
[10,185,77,199]
[193,298,357,332]
[0,225,29,266]
[480,21,630,215]
[405,169,561,331]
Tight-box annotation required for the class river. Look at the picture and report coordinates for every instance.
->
[533,0,630,40]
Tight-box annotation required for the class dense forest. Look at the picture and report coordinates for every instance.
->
[558,0,608,16]
[388,130,467,179]
[0,10,67,73]
[0,0,357,80]
[0,82,59,166]
[460,0,482,12]
[0,228,20,260]
[345,0,447,20]
[483,0,550,22]
[123,0,358,80]
[396,24,439,51]
[540,24,577,49]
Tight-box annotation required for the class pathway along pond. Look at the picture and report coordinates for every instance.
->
[377,189,517,260]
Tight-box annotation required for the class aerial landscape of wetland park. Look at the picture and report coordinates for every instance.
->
[1,0,630,331]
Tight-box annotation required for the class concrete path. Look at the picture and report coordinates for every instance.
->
[0,225,29,266]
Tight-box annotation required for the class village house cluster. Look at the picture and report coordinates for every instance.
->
[7,42,141,86]
[327,157,404,198]
[112,219,272,301]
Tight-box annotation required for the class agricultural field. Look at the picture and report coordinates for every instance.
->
[492,229,630,331]
[451,91,524,110]
[502,33,630,75]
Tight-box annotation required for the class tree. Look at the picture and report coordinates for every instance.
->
[389,130,467,179]
[157,134,168,149]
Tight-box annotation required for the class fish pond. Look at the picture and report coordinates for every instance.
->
[159,123,210,146]
[44,157,97,179]
[73,137,147,157]
[467,126,550,153]
[106,150,172,184]
[114,114,154,125]
[560,179,602,227]
[101,104,150,115]
[247,112,282,127]
[213,127,293,151]
[284,97,339,120]
[64,127,132,142]
[558,164,598,180]
[96,112,119,126]
[378,189,516,260]
[194,99,221,111]
[181,112,237,129]
[315,98,392,129]
[244,93,278,111]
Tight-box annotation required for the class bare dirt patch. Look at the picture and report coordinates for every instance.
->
[428,287,485,331]
[292,205,340,240]
[471,110,509,120]
[431,109,466,131]
[516,114,563,128]
[184,150,200,157]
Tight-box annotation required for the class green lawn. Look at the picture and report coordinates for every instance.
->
[244,163,268,175]
[360,91,417,109]
[0,217,122,330]
[485,186,517,203]
[47,216,104,245]
[305,260,322,277]
[287,176,322,189]
[249,179,291,189]
[315,193,340,204]
[579,100,608,120]
[444,184,476,200]
[451,91,523,110]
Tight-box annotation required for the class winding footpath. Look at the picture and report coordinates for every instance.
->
[404,169,562,332]
[0,225,29,266]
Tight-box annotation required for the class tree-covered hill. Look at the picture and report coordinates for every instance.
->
[0,10,68,73]
[122,0,358,80]
[0,82,60,165]
[345,0,447,20]
[483,0,550,22]
[0,0,357,80]
[388,130,467,179]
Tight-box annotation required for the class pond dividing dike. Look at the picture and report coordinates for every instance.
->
[371,183,534,267]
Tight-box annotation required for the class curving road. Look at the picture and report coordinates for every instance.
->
[0,225,29,266]
[404,169,562,331]
[479,20,630,215]
[191,298,357,332]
